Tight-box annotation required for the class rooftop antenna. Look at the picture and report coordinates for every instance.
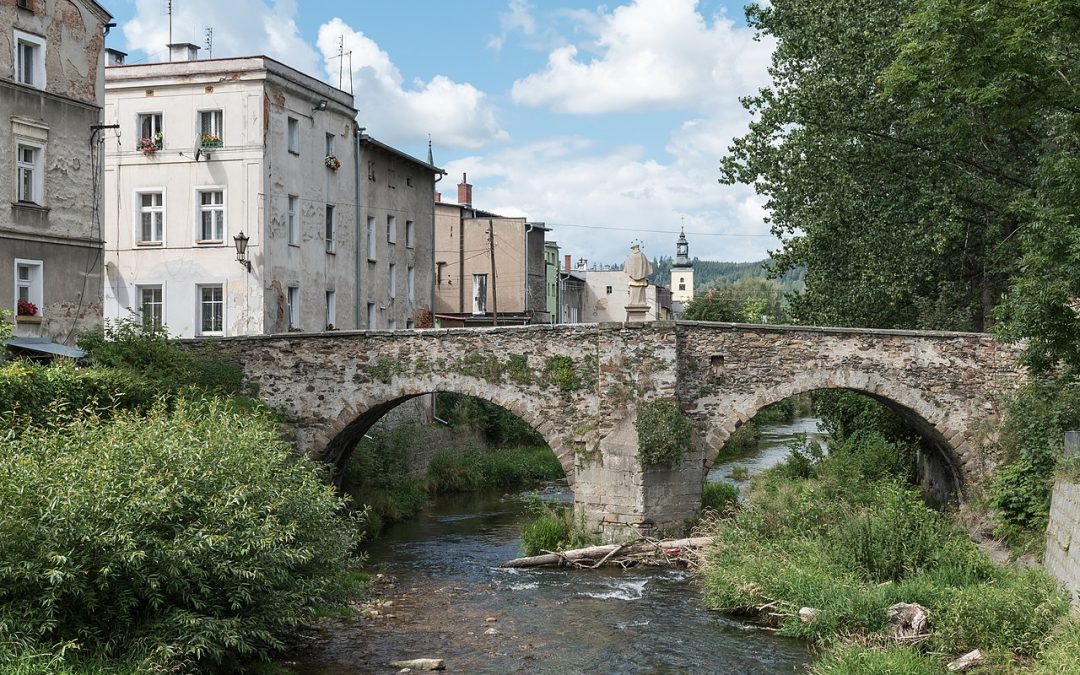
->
[204,26,213,59]
[327,35,354,94]
[167,0,173,57]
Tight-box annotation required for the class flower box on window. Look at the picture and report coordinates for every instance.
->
[200,133,223,149]
[324,155,341,171]
[138,132,163,156]
[15,299,40,322]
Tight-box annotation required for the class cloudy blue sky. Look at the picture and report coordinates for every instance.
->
[105,0,778,265]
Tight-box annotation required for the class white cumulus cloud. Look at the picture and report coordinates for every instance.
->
[510,0,772,114]
[317,18,507,150]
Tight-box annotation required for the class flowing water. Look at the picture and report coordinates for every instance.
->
[281,419,823,674]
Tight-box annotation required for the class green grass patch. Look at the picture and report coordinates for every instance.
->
[520,497,599,556]
[426,446,564,494]
[702,481,739,513]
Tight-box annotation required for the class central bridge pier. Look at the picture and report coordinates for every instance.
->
[208,321,1022,539]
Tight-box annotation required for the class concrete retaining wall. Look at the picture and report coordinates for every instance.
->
[1045,480,1080,608]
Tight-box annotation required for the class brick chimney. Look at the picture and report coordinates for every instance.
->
[457,173,472,208]
[434,191,441,203]
[167,42,200,62]
[564,254,571,273]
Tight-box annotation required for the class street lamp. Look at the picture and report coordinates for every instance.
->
[233,231,251,271]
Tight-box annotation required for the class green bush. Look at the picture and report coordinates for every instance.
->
[0,398,359,670]
[636,399,692,466]
[342,422,430,537]
[701,481,739,513]
[0,361,159,428]
[426,446,563,494]
[520,498,596,556]
[434,393,545,446]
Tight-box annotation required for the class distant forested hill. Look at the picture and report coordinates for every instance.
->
[649,257,806,294]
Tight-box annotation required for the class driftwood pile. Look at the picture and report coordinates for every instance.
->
[500,536,712,569]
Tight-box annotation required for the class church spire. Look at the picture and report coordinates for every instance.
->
[674,222,690,267]
[426,134,434,166]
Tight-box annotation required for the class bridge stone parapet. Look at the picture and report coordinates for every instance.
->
[203,321,1025,539]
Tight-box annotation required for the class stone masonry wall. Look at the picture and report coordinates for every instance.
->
[1046,481,1080,608]
[203,321,1024,539]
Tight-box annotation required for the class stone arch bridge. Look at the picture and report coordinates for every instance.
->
[207,321,1023,538]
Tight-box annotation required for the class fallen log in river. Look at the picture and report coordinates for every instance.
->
[500,536,713,569]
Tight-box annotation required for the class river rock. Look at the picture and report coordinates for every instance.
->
[485,627,501,636]
[947,649,985,672]
[798,607,819,624]
[886,602,930,638]
[390,658,445,671]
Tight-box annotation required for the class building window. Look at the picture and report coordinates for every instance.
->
[199,110,223,144]
[388,263,396,299]
[325,132,334,156]
[16,143,43,204]
[137,113,163,147]
[406,176,413,188]
[14,259,43,314]
[367,161,376,181]
[387,215,396,244]
[388,169,396,189]
[325,290,336,329]
[287,195,299,245]
[287,117,299,154]
[325,205,335,253]
[137,191,164,244]
[606,286,613,294]
[287,286,299,330]
[678,283,686,291]
[472,273,487,315]
[139,285,163,329]
[367,302,377,329]
[199,285,224,335]
[388,318,397,331]
[14,30,45,88]
[367,216,377,260]
[197,189,225,243]
[406,319,414,329]
[407,265,415,303]
[405,220,415,249]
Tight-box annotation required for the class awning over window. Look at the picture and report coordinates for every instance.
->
[4,337,87,359]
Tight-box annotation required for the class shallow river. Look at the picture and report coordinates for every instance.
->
[282,420,822,674]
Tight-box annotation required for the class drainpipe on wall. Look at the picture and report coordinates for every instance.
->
[432,168,442,324]
[524,223,534,321]
[354,130,364,328]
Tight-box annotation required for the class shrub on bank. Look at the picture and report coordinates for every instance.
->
[0,398,359,671]
[426,446,563,494]
[520,498,597,556]
[701,481,739,513]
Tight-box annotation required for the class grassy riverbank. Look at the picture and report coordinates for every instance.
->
[699,431,1078,672]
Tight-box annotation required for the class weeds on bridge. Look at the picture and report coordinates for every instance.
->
[636,399,692,466]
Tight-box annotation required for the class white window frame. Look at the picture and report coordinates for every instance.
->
[287,117,299,154]
[386,214,397,244]
[325,204,335,253]
[405,220,415,249]
[198,284,224,336]
[367,215,377,260]
[195,188,225,244]
[13,30,45,89]
[473,273,487,315]
[14,258,43,314]
[287,285,300,330]
[388,263,396,299]
[325,132,334,157]
[198,109,223,143]
[135,189,166,245]
[138,284,164,330]
[407,265,415,303]
[137,113,163,146]
[15,141,43,205]
[325,290,336,329]
[367,302,377,329]
[287,195,299,245]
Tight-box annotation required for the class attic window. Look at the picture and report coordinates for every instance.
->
[16,0,32,11]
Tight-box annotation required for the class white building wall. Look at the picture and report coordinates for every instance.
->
[583,270,664,322]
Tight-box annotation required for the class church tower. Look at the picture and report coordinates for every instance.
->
[670,226,694,303]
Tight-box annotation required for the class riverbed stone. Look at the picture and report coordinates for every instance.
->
[390,658,445,671]
[202,321,1023,540]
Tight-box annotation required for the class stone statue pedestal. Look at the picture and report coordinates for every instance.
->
[625,303,649,322]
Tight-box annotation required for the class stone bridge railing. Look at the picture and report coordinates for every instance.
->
[202,321,1023,538]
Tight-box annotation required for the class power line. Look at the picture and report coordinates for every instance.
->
[545,222,777,238]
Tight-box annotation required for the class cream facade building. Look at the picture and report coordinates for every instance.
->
[102,48,440,336]
[2,0,113,345]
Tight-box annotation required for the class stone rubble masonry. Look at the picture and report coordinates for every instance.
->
[202,320,1024,540]
[1045,481,1080,608]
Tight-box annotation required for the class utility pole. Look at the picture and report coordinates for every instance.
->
[488,220,498,326]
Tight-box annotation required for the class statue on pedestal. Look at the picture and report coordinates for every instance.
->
[625,244,652,321]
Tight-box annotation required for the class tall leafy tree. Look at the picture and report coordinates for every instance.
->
[884,0,1080,374]
[723,0,1024,331]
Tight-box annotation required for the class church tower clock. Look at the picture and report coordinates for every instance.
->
[670,226,694,304]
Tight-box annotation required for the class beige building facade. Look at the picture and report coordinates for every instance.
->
[2,0,113,345]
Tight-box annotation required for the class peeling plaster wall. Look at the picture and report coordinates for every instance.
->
[1046,481,1080,609]
[1,0,109,342]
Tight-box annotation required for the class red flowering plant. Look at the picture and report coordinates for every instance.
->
[17,299,38,316]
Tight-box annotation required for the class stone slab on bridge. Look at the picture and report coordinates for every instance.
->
[205,321,1023,539]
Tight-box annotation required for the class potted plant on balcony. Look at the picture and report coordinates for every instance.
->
[138,132,163,156]
[324,154,341,171]
[15,299,41,323]
[200,133,223,149]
